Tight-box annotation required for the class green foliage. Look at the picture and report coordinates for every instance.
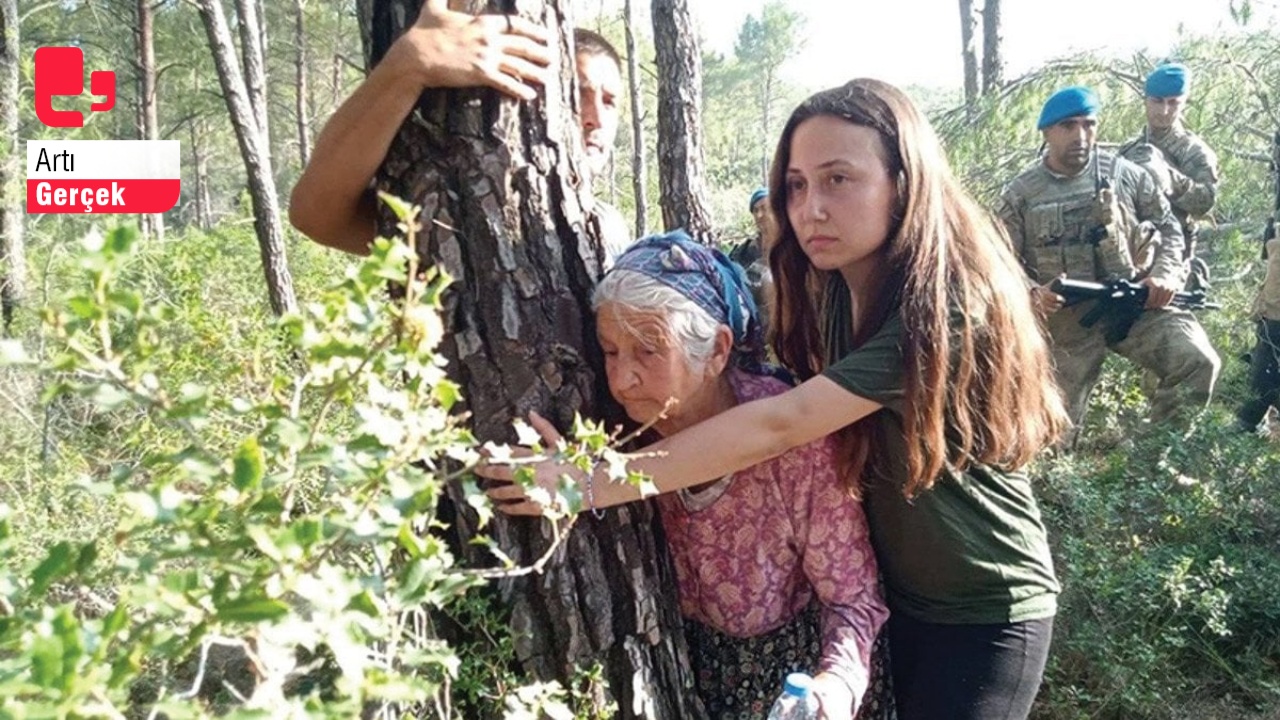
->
[925,30,1280,720]
[1033,417,1280,719]
[0,219,612,717]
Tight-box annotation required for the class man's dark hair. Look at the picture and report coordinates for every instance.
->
[574,28,621,69]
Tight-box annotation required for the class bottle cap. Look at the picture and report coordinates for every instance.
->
[782,672,812,697]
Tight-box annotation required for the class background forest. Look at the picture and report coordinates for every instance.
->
[1,0,1279,718]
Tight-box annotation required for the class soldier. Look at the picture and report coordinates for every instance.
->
[997,86,1220,442]
[1238,234,1280,433]
[289,0,630,262]
[728,187,770,269]
[728,188,773,327]
[1121,63,1220,289]
[1238,131,1280,433]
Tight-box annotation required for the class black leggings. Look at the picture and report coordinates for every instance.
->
[888,613,1053,720]
[1239,319,1280,429]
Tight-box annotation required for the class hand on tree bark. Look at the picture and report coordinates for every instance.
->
[388,0,553,101]
[479,411,582,516]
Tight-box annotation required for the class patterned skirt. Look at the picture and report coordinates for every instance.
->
[683,606,896,719]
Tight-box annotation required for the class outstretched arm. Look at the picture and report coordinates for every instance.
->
[482,373,882,513]
[289,0,551,255]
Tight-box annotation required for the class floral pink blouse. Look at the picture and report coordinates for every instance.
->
[655,370,888,700]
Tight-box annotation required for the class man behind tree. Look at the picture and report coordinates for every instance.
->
[997,86,1220,442]
[289,0,629,261]
[1121,63,1220,289]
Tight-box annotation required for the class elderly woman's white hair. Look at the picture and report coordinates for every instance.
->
[593,269,724,373]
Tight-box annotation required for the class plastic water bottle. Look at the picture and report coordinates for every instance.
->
[767,672,819,719]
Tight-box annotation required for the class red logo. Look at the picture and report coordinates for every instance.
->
[34,47,116,128]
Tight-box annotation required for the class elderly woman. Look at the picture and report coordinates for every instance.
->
[585,232,890,719]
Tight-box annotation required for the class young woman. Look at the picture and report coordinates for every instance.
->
[584,232,891,718]
[483,79,1068,719]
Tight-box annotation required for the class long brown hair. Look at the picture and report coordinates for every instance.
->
[768,78,1067,497]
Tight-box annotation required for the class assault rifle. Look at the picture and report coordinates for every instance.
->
[1048,277,1220,344]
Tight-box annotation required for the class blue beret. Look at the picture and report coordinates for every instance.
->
[749,188,768,211]
[1037,86,1101,130]
[1145,63,1189,98]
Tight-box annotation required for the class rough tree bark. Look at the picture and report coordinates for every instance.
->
[194,0,297,315]
[650,0,713,242]
[0,0,23,335]
[294,0,312,168]
[135,0,165,241]
[623,0,647,239]
[368,1,701,717]
[234,0,272,168]
[982,0,1004,94]
[958,0,980,106]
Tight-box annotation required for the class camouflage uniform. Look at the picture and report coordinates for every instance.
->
[1121,124,1219,275]
[997,150,1221,435]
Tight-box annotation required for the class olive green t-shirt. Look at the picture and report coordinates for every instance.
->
[821,278,1059,625]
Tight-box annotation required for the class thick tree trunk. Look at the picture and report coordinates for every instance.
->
[622,0,647,238]
[368,2,701,717]
[294,0,311,168]
[195,0,297,316]
[958,0,980,106]
[0,0,23,335]
[136,0,165,241]
[650,0,713,242]
[982,0,1004,94]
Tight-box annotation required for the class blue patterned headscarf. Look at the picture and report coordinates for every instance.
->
[611,230,768,372]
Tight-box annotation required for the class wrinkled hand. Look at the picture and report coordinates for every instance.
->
[387,0,552,101]
[1141,276,1178,309]
[1031,280,1065,317]
[810,673,855,720]
[478,412,581,516]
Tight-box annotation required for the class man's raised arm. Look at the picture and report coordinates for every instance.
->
[289,0,550,255]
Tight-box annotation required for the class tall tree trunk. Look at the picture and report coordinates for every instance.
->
[0,0,23,335]
[136,0,165,241]
[294,0,311,168]
[759,70,772,184]
[981,0,1004,94]
[195,0,297,316]
[368,2,701,717]
[191,118,213,230]
[651,0,713,242]
[622,0,647,238]
[235,0,272,168]
[958,0,980,106]
[330,53,342,107]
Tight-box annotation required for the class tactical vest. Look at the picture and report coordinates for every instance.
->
[1021,153,1136,282]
